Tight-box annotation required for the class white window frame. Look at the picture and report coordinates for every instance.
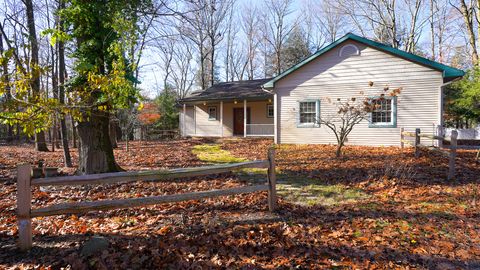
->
[369,96,397,128]
[208,106,217,120]
[297,100,320,128]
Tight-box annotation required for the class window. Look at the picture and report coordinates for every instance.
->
[339,44,360,57]
[298,100,320,127]
[208,106,217,120]
[267,104,274,118]
[369,97,396,128]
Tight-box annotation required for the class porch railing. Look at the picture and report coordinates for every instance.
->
[246,124,274,136]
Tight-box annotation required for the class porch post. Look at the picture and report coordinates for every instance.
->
[243,99,247,137]
[274,94,278,144]
[183,103,186,137]
[220,101,223,137]
[193,105,197,136]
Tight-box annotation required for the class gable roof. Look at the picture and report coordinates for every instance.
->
[263,33,465,88]
[180,78,273,103]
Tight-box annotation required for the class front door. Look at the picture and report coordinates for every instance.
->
[233,108,251,135]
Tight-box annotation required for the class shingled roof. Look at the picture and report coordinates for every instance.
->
[180,78,273,103]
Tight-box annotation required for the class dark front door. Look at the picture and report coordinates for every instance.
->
[233,108,250,135]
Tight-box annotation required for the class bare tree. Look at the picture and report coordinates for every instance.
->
[205,0,235,86]
[179,3,209,89]
[224,4,235,81]
[24,0,49,151]
[0,35,13,141]
[156,37,175,90]
[340,0,400,47]
[264,0,296,75]
[404,0,424,53]
[171,38,196,99]
[303,0,343,46]
[430,0,457,62]
[318,86,401,157]
[57,0,72,167]
[451,0,478,65]
[241,3,261,80]
[180,0,234,89]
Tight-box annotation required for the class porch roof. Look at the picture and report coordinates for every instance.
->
[179,78,273,103]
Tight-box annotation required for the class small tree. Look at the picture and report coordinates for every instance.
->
[155,88,178,130]
[117,106,140,153]
[319,85,401,157]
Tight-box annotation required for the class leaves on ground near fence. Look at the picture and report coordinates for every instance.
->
[1,139,480,269]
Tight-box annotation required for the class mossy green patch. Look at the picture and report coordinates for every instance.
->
[192,144,247,163]
[276,176,369,206]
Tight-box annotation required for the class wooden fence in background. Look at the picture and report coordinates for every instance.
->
[16,149,277,251]
[401,128,460,180]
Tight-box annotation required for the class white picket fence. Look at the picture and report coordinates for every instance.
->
[441,126,480,140]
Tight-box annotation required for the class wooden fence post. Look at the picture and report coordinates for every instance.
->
[400,127,404,148]
[267,148,277,212]
[437,125,444,148]
[448,130,458,180]
[415,128,421,158]
[17,164,32,251]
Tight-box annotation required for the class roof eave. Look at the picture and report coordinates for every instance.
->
[263,33,465,88]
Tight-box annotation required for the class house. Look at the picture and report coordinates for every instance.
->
[179,33,464,146]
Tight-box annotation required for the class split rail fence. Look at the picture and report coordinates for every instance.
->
[400,128,480,180]
[16,149,277,251]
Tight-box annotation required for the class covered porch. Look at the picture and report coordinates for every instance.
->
[181,99,274,137]
[179,79,275,138]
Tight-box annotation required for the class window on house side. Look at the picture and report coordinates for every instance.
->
[267,104,274,118]
[299,101,317,124]
[371,98,393,124]
[208,106,217,120]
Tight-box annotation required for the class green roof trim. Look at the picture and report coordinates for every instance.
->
[263,33,465,88]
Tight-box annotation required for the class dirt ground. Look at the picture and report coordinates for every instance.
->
[1,138,479,269]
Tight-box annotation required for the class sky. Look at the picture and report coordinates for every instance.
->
[137,0,303,99]
[135,0,458,99]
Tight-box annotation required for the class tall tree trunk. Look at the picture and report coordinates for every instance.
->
[51,122,55,151]
[58,0,72,167]
[77,111,120,174]
[199,42,206,89]
[109,118,118,148]
[457,0,479,65]
[0,35,13,141]
[430,0,436,60]
[210,43,215,86]
[24,0,49,151]
[71,117,77,148]
[51,40,58,152]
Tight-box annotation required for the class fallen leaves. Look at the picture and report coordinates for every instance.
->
[0,139,480,269]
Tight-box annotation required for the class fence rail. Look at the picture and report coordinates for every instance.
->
[401,127,458,179]
[16,149,277,251]
[31,160,269,187]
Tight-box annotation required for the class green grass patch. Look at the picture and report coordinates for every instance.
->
[192,143,368,207]
[277,178,369,207]
[192,144,247,163]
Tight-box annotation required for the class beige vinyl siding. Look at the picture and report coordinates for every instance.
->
[276,40,443,146]
[181,106,195,136]
[181,101,273,137]
[193,104,222,137]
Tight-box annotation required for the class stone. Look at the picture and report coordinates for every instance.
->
[80,236,109,257]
